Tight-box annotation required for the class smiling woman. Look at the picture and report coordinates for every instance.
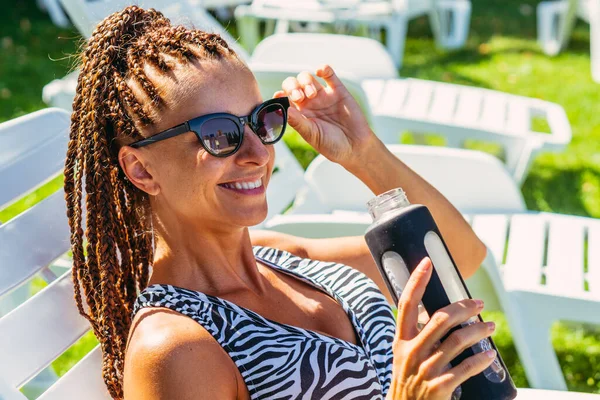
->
[64,5,489,400]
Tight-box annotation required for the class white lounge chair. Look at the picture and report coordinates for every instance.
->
[234,0,472,67]
[538,0,600,83]
[249,33,572,185]
[0,110,597,400]
[263,144,600,391]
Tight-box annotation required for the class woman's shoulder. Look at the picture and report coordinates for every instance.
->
[123,308,239,399]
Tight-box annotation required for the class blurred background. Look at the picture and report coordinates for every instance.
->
[1,0,599,396]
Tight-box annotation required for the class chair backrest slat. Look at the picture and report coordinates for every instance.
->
[0,191,71,296]
[37,346,111,400]
[0,272,90,388]
[0,108,70,209]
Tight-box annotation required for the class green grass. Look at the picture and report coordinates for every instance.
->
[2,0,600,394]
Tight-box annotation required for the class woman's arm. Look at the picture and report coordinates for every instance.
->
[271,66,486,286]
[251,231,394,304]
[251,228,482,307]
[343,137,488,280]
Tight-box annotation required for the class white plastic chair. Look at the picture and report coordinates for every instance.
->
[234,0,472,67]
[264,144,600,391]
[250,33,572,185]
[538,0,600,83]
[0,108,110,399]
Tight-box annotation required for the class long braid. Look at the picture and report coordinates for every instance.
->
[63,6,238,398]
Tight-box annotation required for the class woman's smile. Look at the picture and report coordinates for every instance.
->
[218,176,265,195]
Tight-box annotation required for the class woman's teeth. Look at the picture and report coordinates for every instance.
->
[223,179,262,190]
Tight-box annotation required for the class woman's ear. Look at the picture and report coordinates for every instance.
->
[118,146,161,196]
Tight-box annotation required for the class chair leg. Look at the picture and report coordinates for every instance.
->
[537,0,576,56]
[385,14,408,69]
[234,10,261,52]
[503,291,568,390]
[429,0,472,49]
[275,19,291,34]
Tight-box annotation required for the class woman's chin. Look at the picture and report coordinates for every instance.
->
[233,207,269,228]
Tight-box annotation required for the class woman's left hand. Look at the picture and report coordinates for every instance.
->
[275,65,377,168]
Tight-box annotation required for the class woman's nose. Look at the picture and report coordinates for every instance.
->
[235,125,271,166]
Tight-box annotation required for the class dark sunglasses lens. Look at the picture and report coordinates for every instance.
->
[198,118,241,155]
[256,104,285,143]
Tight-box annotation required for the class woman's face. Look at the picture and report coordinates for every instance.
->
[123,58,275,230]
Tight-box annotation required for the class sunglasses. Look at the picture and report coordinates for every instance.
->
[129,97,290,157]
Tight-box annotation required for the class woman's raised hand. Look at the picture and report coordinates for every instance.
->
[275,65,375,167]
[386,258,497,400]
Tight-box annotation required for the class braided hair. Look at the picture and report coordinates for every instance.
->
[63,6,238,398]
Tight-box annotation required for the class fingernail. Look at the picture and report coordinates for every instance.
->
[291,89,303,101]
[474,299,484,308]
[421,258,431,271]
[486,349,497,359]
[305,85,316,97]
[486,321,495,331]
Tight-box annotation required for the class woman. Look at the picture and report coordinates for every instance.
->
[65,6,492,400]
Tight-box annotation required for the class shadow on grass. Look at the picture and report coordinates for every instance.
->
[485,311,600,394]
[522,164,600,217]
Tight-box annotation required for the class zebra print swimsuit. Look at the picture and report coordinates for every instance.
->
[133,246,396,399]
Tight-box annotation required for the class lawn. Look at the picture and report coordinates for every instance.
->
[2,0,600,395]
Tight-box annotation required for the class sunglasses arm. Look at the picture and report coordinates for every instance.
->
[129,123,190,148]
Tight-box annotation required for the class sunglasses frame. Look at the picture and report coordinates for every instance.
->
[129,97,290,157]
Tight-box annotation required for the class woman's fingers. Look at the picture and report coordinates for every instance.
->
[422,320,495,375]
[282,76,305,103]
[417,299,484,354]
[432,350,497,394]
[273,90,286,99]
[282,72,325,104]
[316,64,344,90]
[297,71,322,99]
[396,258,433,341]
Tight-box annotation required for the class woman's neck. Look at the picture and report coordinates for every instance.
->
[148,215,267,298]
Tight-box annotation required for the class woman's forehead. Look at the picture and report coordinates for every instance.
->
[150,59,261,131]
[161,60,258,109]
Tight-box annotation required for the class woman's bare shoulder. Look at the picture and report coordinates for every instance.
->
[123,307,238,400]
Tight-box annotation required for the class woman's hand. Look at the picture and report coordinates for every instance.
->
[275,65,376,168]
[387,258,497,400]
